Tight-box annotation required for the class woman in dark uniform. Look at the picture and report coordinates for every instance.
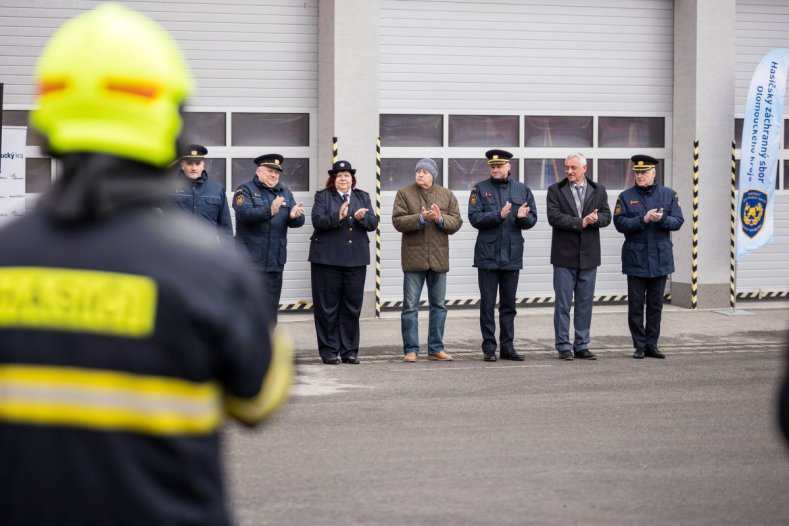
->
[309,161,378,364]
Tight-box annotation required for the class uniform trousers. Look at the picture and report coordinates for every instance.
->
[627,274,668,350]
[478,268,519,355]
[311,263,366,361]
[262,271,283,326]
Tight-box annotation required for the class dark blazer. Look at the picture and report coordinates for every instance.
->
[546,177,611,269]
[308,187,378,267]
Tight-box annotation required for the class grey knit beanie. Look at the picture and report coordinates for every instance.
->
[415,158,438,179]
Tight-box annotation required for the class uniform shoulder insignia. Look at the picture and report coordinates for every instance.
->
[469,187,478,206]
[234,194,245,206]
[614,201,622,216]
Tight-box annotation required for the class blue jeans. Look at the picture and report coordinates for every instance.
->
[553,265,597,353]
[401,270,447,355]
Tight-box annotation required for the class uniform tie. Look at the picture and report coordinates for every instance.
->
[342,193,349,202]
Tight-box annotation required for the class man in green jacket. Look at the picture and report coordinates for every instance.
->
[392,159,463,362]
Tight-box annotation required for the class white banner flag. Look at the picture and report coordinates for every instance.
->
[0,126,27,223]
[736,48,789,260]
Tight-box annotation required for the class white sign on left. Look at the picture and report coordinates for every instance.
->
[0,126,27,222]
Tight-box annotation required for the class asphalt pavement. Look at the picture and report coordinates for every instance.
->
[279,300,789,362]
[224,314,789,525]
[219,301,789,526]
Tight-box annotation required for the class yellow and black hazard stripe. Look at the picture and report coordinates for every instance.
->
[275,290,788,313]
[379,295,645,311]
[375,137,382,319]
[736,290,789,301]
[729,141,737,309]
[690,139,700,309]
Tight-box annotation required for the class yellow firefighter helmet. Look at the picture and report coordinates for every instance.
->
[31,3,194,167]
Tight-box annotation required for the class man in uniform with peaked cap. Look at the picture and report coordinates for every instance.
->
[169,143,233,243]
[614,154,684,359]
[468,149,538,362]
[233,153,305,326]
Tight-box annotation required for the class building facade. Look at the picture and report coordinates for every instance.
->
[2,0,787,309]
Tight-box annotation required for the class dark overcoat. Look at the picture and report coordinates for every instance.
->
[546,177,611,269]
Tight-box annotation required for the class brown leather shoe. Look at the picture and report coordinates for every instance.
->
[404,352,417,362]
[428,351,454,361]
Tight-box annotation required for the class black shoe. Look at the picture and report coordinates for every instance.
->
[500,350,525,361]
[341,354,360,364]
[645,347,665,359]
[633,348,645,359]
[558,350,574,361]
[574,349,597,360]
[483,353,498,362]
[322,356,341,365]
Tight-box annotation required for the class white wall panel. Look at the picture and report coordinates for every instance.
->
[0,0,319,303]
[0,0,319,110]
[736,194,789,291]
[377,0,673,302]
[379,0,674,113]
[735,0,789,113]
[735,0,789,293]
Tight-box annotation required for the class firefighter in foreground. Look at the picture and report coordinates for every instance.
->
[0,4,293,525]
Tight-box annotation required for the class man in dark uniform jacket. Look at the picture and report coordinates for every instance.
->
[546,153,611,361]
[614,154,684,359]
[468,149,538,362]
[169,144,233,244]
[309,160,378,364]
[233,153,305,325]
[0,5,293,526]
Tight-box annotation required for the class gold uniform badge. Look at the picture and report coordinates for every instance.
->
[469,189,478,206]
[614,202,623,215]
[234,194,245,206]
